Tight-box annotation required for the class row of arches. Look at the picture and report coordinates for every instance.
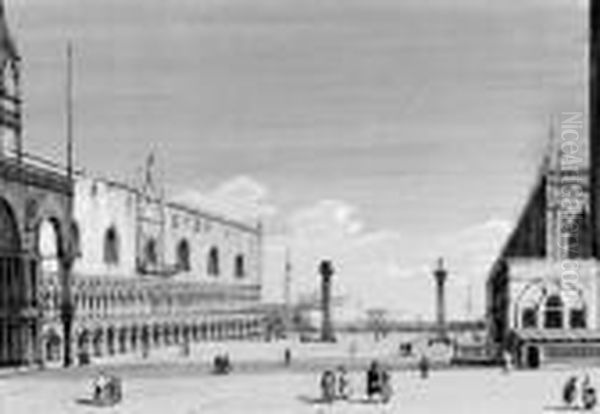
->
[43,318,263,363]
[40,276,259,321]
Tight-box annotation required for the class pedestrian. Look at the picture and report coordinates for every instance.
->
[563,375,578,407]
[321,370,336,403]
[336,365,350,400]
[502,350,512,373]
[284,347,292,366]
[367,360,382,399]
[381,368,392,403]
[419,354,429,379]
[582,374,597,411]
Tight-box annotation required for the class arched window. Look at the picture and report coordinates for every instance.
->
[234,254,245,278]
[103,226,119,265]
[176,239,190,271]
[71,222,81,258]
[544,295,564,329]
[521,308,537,329]
[145,238,157,265]
[39,219,60,272]
[207,246,219,276]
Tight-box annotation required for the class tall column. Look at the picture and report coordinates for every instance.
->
[433,258,448,340]
[319,260,335,342]
[60,256,74,367]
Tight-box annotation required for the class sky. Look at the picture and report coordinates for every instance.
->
[6,0,587,320]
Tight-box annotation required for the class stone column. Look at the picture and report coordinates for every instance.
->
[59,256,75,367]
[433,258,448,340]
[319,260,335,342]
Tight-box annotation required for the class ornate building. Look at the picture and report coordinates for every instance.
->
[485,121,597,367]
[38,169,264,365]
[0,2,264,367]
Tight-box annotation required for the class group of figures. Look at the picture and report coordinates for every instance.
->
[212,353,232,375]
[91,371,123,407]
[319,361,392,404]
[563,374,597,411]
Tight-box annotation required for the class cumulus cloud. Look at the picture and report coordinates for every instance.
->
[171,174,277,223]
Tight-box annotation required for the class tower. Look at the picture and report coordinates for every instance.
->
[433,258,448,339]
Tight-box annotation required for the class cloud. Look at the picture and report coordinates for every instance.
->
[210,175,270,206]
[288,199,364,242]
[171,174,277,223]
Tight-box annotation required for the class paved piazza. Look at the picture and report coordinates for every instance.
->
[1,362,596,414]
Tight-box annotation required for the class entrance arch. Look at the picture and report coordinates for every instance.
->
[525,346,540,369]
[0,197,20,252]
[0,197,28,367]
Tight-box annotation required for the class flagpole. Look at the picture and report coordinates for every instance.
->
[66,42,73,181]
[61,40,75,367]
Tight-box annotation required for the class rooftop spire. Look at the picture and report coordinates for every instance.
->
[0,0,18,64]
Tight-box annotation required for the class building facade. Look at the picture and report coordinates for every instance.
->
[485,124,600,367]
[0,2,265,367]
[38,174,264,365]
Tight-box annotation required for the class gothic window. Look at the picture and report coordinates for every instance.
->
[521,308,537,329]
[570,308,586,329]
[176,239,191,271]
[103,226,119,265]
[71,221,81,257]
[145,238,158,266]
[544,295,564,329]
[234,254,245,278]
[207,246,220,276]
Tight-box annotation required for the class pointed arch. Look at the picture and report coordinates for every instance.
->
[207,246,220,276]
[176,239,190,271]
[103,226,120,265]
[0,197,19,252]
[234,254,245,278]
[145,238,157,266]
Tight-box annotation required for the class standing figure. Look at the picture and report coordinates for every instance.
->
[321,370,336,403]
[336,365,350,400]
[582,374,597,411]
[418,354,430,379]
[380,368,393,403]
[563,376,578,407]
[502,350,512,373]
[284,348,292,367]
[367,360,382,400]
